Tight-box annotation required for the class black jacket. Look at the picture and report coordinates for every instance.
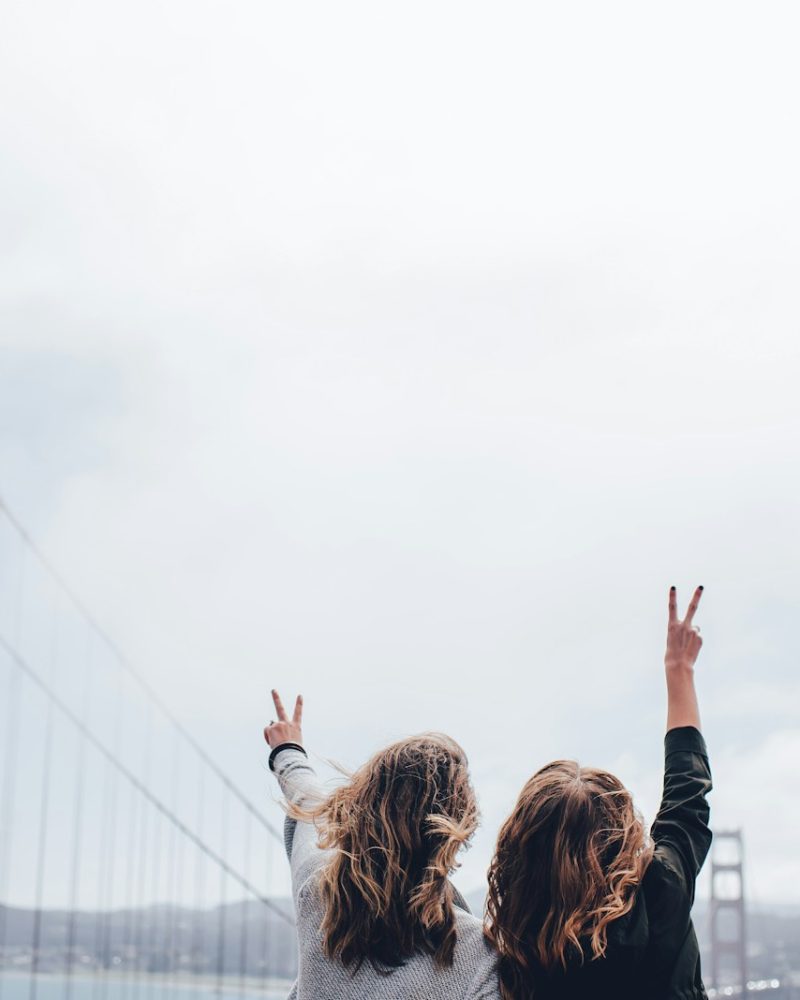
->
[528,726,713,1000]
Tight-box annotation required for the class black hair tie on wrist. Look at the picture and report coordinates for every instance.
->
[268,742,307,772]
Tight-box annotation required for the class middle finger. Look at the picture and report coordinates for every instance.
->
[683,586,704,626]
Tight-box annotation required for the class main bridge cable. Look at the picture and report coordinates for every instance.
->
[0,496,284,845]
[0,632,293,926]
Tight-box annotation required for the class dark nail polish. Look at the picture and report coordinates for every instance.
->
[698,585,704,591]
[670,586,676,591]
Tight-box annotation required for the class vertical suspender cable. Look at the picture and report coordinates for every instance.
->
[191,767,206,978]
[29,588,61,1000]
[92,757,112,1000]
[239,810,252,994]
[215,786,229,997]
[120,779,140,1000]
[264,830,274,983]
[172,780,186,991]
[64,629,95,1000]
[146,762,163,1000]
[0,543,25,1000]
[132,704,154,1000]
[99,690,123,1000]
[163,733,180,1000]
[0,660,21,993]
[92,684,122,1000]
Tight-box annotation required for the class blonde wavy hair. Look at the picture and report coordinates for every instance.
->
[485,760,653,999]
[289,733,478,971]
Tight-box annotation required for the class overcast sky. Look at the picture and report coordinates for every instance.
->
[2,0,800,910]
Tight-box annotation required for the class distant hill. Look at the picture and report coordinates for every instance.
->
[0,899,297,979]
[4,894,799,984]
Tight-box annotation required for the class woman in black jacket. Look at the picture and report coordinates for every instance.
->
[485,585,712,1000]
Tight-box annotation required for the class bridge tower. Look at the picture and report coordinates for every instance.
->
[709,828,747,992]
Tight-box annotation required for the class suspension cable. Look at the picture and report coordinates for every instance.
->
[0,632,292,925]
[0,496,284,844]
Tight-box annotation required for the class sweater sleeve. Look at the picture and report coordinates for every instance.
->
[649,726,713,904]
[271,747,332,902]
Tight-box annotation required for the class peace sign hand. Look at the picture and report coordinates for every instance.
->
[263,689,304,749]
[666,586,704,673]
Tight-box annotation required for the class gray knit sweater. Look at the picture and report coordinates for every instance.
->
[272,747,500,1000]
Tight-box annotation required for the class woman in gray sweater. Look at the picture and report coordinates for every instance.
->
[264,691,499,1000]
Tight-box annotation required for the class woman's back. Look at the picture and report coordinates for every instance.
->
[290,836,498,1000]
[485,586,712,1000]
[268,727,499,1000]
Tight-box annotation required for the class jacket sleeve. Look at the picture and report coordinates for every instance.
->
[649,725,713,904]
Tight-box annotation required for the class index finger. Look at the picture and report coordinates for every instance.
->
[293,694,303,724]
[669,586,678,624]
[271,689,288,722]
[683,586,704,626]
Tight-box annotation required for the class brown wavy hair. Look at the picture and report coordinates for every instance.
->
[289,733,478,972]
[485,760,653,999]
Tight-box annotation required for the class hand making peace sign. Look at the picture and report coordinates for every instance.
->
[263,688,304,749]
[665,585,704,672]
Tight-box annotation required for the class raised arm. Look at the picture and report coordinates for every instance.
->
[264,689,331,898]
[650,586,712,899]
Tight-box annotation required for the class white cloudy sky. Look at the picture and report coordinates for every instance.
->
[1,0,799,909]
